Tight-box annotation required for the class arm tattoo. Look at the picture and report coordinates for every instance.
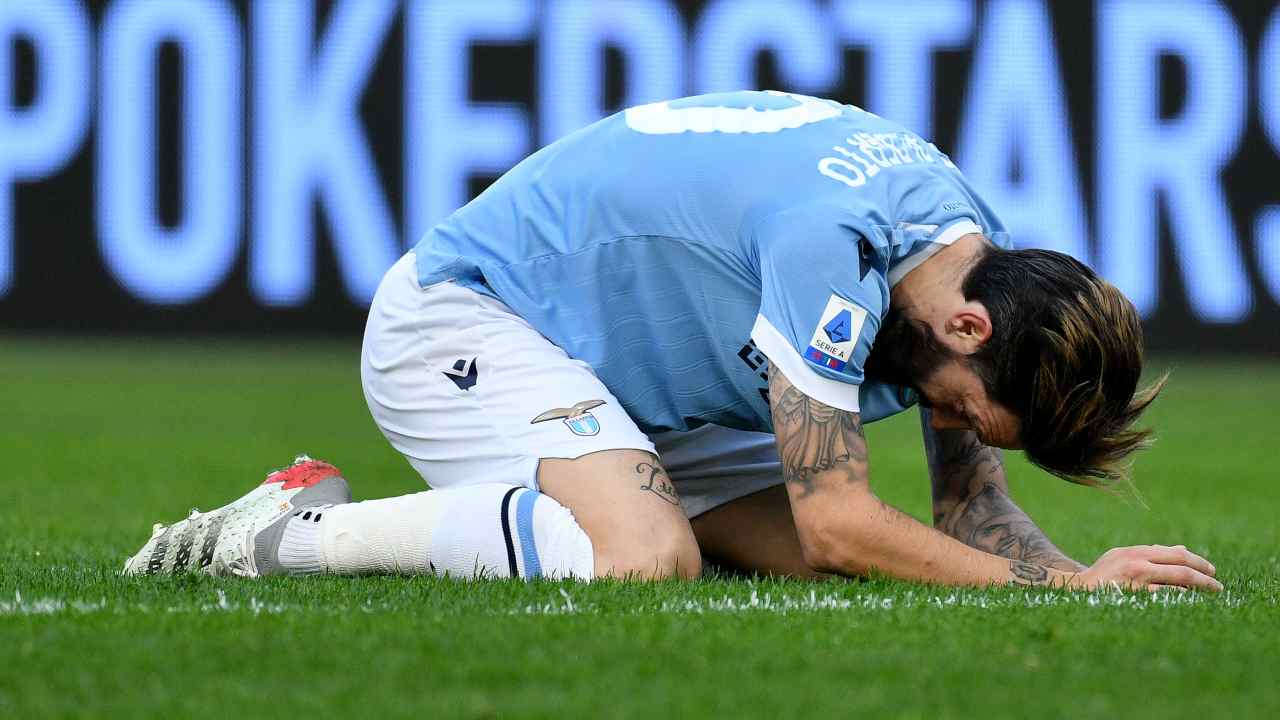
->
[770,369,867,498]
[1009,560,1050,586]
[920,413,1004,523]
[922,411,1084,572]
[636,462,679,506]
[942,483,1080,570]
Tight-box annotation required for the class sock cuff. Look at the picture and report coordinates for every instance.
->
[530,492,594,581]
[277,513,325,575]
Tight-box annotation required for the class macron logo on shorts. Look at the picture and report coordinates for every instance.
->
[805,295,866,372]
[443,358,479,391]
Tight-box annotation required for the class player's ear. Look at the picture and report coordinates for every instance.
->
[946,301,992,354]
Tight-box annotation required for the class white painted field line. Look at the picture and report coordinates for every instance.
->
[510,587,1251,616]
[0,586,1259,617]
[0,588,313,617]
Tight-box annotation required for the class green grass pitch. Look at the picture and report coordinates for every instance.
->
[1,338,1277,719]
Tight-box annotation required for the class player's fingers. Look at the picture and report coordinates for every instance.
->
[1144,545,1216,577]
[1143,562,1223,592]
[1145,583,1188,593]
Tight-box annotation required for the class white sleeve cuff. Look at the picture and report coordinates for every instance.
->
[750,314,861,413]
[887,218,983,286]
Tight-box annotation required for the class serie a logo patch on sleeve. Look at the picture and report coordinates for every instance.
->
[804,295,867,372]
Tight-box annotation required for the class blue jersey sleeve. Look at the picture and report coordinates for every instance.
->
[749,206,888,413]
[885,174,1013,286]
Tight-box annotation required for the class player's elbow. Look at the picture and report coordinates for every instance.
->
[793,492,883,576]
[799,534,879,577]
[797,528,842,575]
[794,517,875,577]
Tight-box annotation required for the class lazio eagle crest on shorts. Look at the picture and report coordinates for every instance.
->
[531,400,607,436]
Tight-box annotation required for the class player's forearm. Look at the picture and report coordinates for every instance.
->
[769,367,1073,587]
[921,417,1085,572]
[791,479,1075,587]
[938,483,1087,572]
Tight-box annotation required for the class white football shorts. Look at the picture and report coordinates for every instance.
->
[360,252,784,518]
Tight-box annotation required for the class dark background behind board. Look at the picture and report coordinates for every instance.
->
[2,0,1277,353]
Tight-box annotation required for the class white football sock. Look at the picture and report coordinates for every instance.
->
[276,512,325,575]
[276,484,594,580]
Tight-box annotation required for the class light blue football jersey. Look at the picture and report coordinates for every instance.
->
[414,91,1009,434]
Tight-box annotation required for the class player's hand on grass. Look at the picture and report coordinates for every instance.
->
[1072,544,1222,592]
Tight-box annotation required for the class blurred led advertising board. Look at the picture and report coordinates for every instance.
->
[1,0,1277,351]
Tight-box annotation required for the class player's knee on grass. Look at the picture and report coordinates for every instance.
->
[537,449,702,581]
[593,520,702,581]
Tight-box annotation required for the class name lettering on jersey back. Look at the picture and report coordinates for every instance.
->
[818,131,958,190]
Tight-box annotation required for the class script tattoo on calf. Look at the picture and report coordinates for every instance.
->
[637,462,679,506]
[770,369,868,498]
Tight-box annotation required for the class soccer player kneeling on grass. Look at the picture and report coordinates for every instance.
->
[125,91,1220,592]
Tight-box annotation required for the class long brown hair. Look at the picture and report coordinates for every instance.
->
[962,246,1164,485]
